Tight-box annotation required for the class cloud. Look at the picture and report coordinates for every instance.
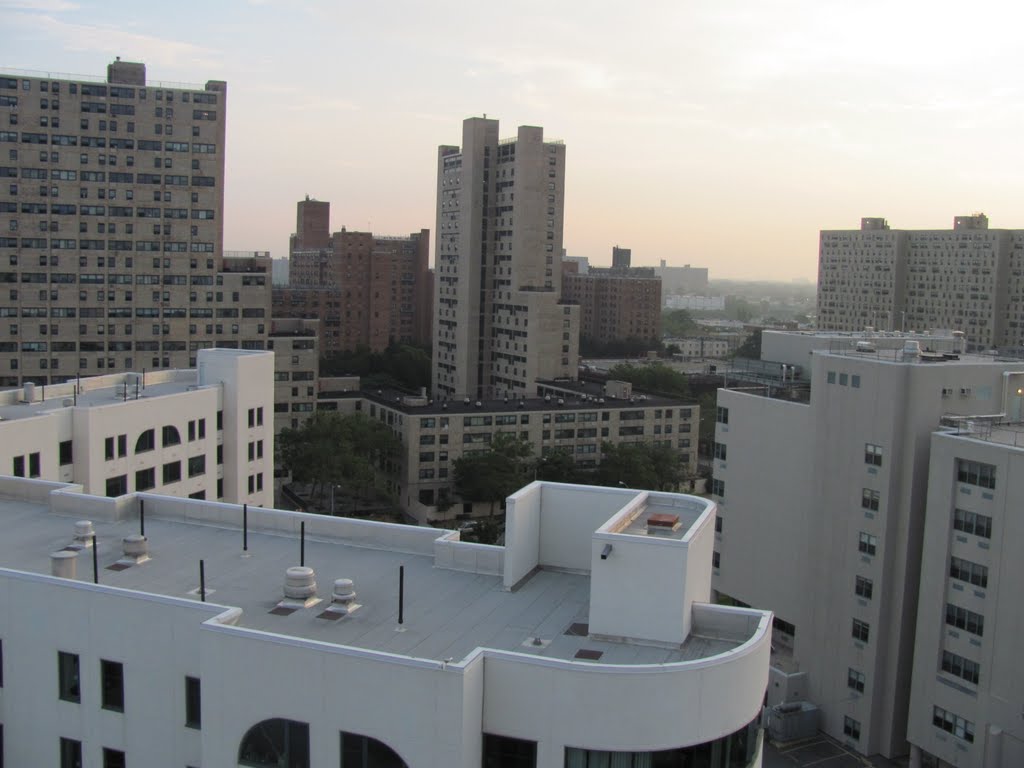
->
[0,0,78,10]
[4,11,222,71]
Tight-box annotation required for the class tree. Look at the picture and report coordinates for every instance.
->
[607,362,690,398]
[320,343,431,392]
[278,411,400,510]
[594,441,687,491]
[662,309,699,338]
[533,448,581,484]
[453,433,534,516]
[734,329,762,360]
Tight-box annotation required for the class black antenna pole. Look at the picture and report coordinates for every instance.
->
[139,499,145,538]
[242,503,248,552]
[199,560,206,602]
[300,521,305,567]
[92,534,98,584]
[398,565,405,625]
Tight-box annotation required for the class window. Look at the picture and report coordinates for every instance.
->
[847,668,865,693]
[248,407,255,428]
[105,475,127,497]
[711,478,725,497]
[188,420,196,441]
[852,619,870,643]
[851,375,861,388]
[340,731,408,767]
[188,455,206,478]
[162,460,181,484]
[855,575,873,600]
[59,439,73,465]
[941,650,980,685]
[861,488,879,511]
[60,737,82,768]
[839,373,849,386]
[11,455,23,477]
[101,659,124,711]
[933,706,974,743]
[58,651,80,702]
[185,676,201,728]
[864,443,882,466]
[713,442,727,460]
[135,467,155,492]
[161,424,181,447]
[858,532,877,556]
[712,551,720,569]
[949,556,988,588]
[716,406,728,425]
[134,428,155,453]
[238,718,309,768]
[827,371,836,384]
[118,434,127,457]
[102,748,126,768]
[28,451,40,477]
[481,733,534,768]
[843,716,861,740]
[945,603,984,636]
[956,459,996,489]
[953,508,992,539]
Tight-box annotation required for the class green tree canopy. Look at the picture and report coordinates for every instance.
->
[662,309,699,338]
[277,411,400,507]
[607,362,690,398]
[594,441,688,491]
[734,329,763,360]
[453,433,534,515]
[320,343,431,391]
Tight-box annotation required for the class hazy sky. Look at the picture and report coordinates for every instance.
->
[3,0,1023,280]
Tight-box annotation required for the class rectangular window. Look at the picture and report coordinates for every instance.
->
[188,455,205,478]
[843,716,861,740]
[858,532,877,556]
[28,451,40,477]
[12,455,24,477]
[956,459,996,489]
[135,467,155,492]
[715,406,729,425]
[864,443,882,466]
[162,460,181,484]
[102,748,126,768]
[711,478,725,497]
[855,576,873,600]
[60,737,82,768]
[100,659,124,711]
[945,603,984,636]
[953,508,992,539]
[852,619,870,643]
[949,556,988,588]
[188,420,195,441]
[58,651,80,702]
[847,668,865,693]
[713,442,727,460]
[932,706,975,743]
[941,650,980,685]
[59,439,73,465]
[481,734,537,768]
[861,488,879,511]
[185,675,201,728]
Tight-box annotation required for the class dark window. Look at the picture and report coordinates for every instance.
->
[340,731,408,767]
[102,748,126,768]
[59,439,73,465]
[118,434,127,457]
[855,576,873,600]
[843,716,861,740]
[11,455,24,477]
[188,420,196,441]
[217,409,223,430]
[135,467,155,492]
[188,455,206,478]
[105,436,115,460]
[852,619,870,643]
[162,424,181,447]
[105,475,127,497]
[60,737,82,768]
[100,659,124,711]
[946,603,984,636]
[185,676,201,729]
[58,651,80,702]
[162,461,181,484]
[28,451,40,477]
[716,406,729,424]
[134,428,154,453]
[238,718,309,768]
[956,459,996,489]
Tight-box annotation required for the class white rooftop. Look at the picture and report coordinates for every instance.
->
[0,480,759,667]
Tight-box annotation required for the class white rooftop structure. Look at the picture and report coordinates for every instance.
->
[0,477,770,767]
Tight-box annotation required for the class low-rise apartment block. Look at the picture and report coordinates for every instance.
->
[0,347,273,507]
[561,260,662,345]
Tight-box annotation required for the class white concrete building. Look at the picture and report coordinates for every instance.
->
[0,347,273,507]
[0,478,771,767]
[712,331,1024,759]
[906,424,1024,768]
[433,117,580,400]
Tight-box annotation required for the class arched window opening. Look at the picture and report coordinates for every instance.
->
[161,425,181,447]
[238,718,310,768]
[340,731,408,768]
[135,428,155,454]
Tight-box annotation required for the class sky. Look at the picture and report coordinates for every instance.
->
[3,0,1024,280]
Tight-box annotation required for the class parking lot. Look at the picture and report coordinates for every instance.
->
[763,735,903,768]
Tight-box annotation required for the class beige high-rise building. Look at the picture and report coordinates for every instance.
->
[817,214,1024,352]
[0,60,270,388]
[433,117,579,400]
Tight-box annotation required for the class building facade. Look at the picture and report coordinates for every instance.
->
[268,317,318,434]
[818,214,1024,352]
[322,379,698,524]
[561,261,661,346]
[906,426,1024,768]
[0,478,770,767]
[433,118,580,400]
[0,347,274,507]
[0,61,273,387]
[712,331,1024,760]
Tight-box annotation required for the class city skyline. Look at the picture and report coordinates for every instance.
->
[4,0,1023,280]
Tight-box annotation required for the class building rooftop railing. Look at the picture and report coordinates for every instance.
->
[0,66,209,90]
[939,415,1024,448]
